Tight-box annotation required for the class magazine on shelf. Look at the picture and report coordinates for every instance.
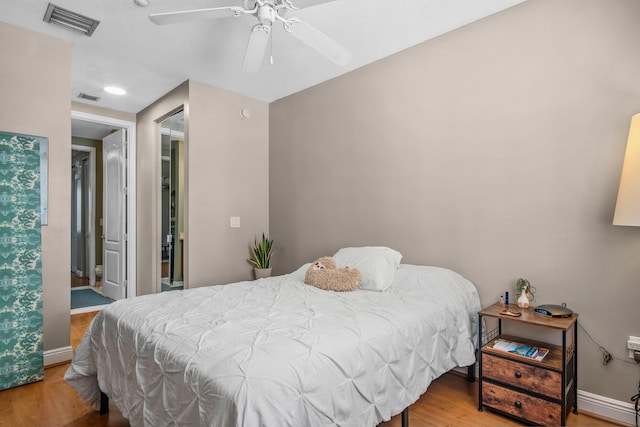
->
[491,338,549,361]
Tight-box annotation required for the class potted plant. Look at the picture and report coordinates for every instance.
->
[248,233,273,279]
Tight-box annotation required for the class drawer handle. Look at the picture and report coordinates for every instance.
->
[514,371,522,378]
[514,401,522,409]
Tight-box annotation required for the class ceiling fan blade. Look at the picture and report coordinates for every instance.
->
[292,0,338,10]
[287,19,351,66]
[149,6,244,25]
[279,0,338,18]
[243,25,271,73]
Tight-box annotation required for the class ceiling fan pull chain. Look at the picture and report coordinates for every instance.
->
[270,29,274,65]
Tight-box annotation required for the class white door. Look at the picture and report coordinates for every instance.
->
[102,129,127,300]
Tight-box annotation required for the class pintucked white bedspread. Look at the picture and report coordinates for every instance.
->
[65,264,480,426]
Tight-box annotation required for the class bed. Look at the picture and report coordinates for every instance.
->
[65,248,480,426]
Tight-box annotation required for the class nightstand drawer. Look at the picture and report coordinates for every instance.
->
[482,381,561,426]
[482,353,562,399]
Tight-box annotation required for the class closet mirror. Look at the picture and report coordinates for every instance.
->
[160,110,185,291]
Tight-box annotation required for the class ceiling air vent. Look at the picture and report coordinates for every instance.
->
[78,93,100,102]
[43,3,100,37]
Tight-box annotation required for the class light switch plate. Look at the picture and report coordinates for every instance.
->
[230,217,241,228]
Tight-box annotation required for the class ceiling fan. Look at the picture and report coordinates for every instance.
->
[148,0,352,73]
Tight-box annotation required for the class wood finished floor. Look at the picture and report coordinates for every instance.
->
[71,273,89,288]
[0,311,624,426]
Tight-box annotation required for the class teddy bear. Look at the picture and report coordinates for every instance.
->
[304,256,361,292]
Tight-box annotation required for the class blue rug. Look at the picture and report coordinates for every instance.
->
[71,288,114,309]
[161,282,184,292]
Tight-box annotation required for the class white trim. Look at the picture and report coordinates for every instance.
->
[71,144,96,286]
[44,346,73,366]
[70,305,109,315]
[457,367,637,425]
[128,121,137,300]
[71,110,137,300]
[577,389,637,425]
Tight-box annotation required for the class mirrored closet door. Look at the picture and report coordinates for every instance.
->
[160,110,185,292]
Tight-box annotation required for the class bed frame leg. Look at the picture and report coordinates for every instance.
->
[467,362,476,382]
[99,391,109,415]
[401,407,409,427]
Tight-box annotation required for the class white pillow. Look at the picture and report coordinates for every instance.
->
[332,246,402,291]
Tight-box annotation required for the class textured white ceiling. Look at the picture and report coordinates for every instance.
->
[2,0,525,114]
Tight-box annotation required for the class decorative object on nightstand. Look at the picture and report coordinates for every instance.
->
[613,113,640,226]
[515,278,535,309]
[477,302,578,426]
[534,303,574,318]
[248,233,273,279]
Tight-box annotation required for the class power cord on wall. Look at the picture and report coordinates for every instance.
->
[579,323,638,366]
[579,324,640,426]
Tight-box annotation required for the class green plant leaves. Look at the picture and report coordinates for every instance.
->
[248,233,273,269]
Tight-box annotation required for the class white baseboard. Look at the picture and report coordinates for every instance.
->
[578,390,637,426]
[70,304,109,315]
[44,346,73,367]
[455,367,636,425]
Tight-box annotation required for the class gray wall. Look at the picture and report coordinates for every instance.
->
[270,0,640,402]
[137,80,269,295]
[0,23,71,352]
[187,80,269,287]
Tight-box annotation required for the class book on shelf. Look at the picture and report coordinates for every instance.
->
[490,338,549,361]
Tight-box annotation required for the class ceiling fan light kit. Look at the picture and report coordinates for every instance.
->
[148,0,351,73]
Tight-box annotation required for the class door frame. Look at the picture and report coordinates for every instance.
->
[70,144,96,286]
[71,110,137,299]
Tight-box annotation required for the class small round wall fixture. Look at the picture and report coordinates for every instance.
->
[240,108,251,120]
[133,0,149,6]
[104,86,126,95]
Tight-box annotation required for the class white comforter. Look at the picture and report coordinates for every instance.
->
[65,264,480,426]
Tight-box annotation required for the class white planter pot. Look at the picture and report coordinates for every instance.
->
[254,268,272,279]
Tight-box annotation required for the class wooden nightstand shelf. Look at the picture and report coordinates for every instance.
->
[478,302,578,426]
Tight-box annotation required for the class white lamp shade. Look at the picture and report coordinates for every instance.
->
[613,113,640,226]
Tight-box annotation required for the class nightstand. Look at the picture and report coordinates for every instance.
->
[477,302,578,426]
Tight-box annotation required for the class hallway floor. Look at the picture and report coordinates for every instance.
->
[70,272,108,314]
[71,273,89,288]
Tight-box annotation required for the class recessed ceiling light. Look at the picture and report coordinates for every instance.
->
[104,86,126,95]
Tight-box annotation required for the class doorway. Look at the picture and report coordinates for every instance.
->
[70,111,137,313]
[70,146,95,286]
[70,144,104,313]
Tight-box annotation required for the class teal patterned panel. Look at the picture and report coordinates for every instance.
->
[0,132,43,390]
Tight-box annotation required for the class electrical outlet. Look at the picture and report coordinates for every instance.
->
[627,336,640,358]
